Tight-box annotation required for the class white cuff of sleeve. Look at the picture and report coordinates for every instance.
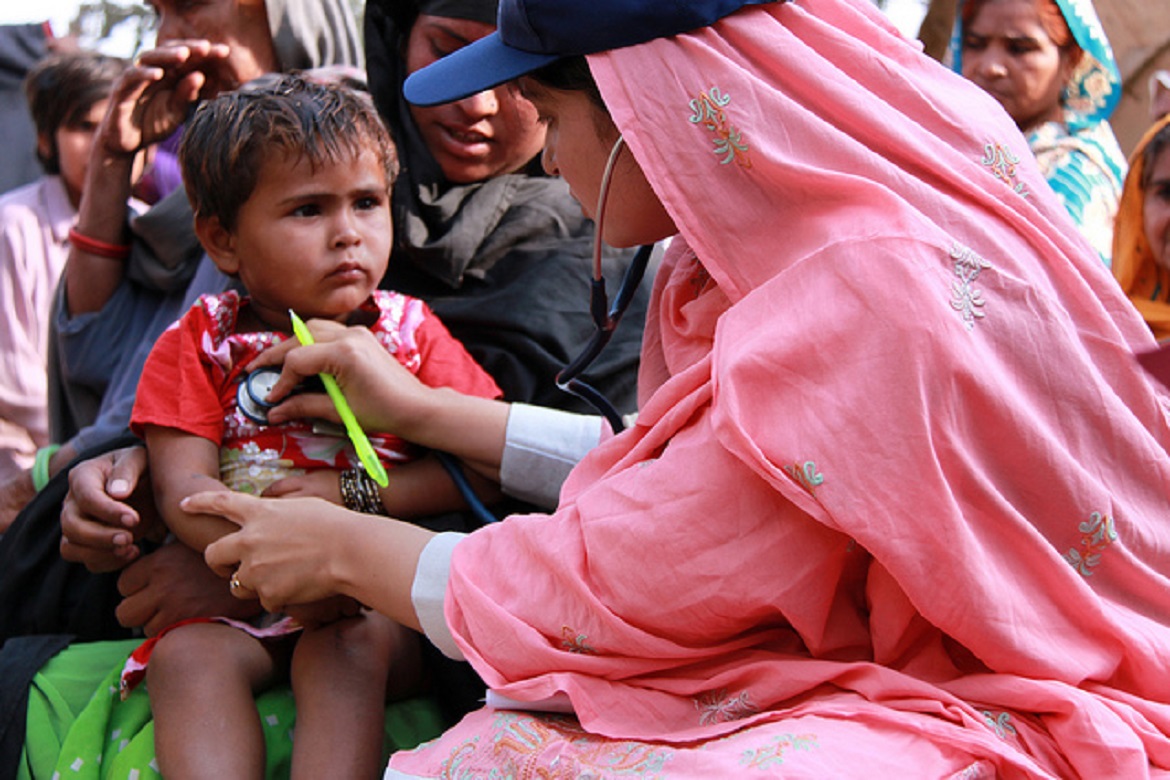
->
[411,531,465,661]
[499,404,604,509]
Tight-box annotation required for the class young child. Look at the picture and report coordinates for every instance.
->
[0,50,131,496]
[124,74,501,779]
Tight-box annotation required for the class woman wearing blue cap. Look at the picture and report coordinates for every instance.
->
[191,0,1170,775]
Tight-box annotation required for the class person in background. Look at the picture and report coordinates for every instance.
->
[365,0,648,425]
[0,23,53,197]
[952,0,1126,266]
[0,50,137,511]
[1111,114,1170,339]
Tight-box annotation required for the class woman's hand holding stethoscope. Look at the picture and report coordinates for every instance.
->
[247,319,434,442]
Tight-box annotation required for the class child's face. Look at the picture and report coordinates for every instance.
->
[210,147,392,328]
[48,99,108,209]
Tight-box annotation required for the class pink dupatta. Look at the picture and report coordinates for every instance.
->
[405,0,1170,775]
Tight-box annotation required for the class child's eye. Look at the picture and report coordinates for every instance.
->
[355,195,383,211]
[291,204,321,218]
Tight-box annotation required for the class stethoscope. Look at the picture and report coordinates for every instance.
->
[555,134,655,434]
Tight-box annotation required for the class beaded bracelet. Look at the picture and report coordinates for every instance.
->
[32,444,61,492]
[339,467,388,515]
[68,227,131,260]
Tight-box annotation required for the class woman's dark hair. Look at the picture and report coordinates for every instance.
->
[24,50,127,174]
[528,55,606,111]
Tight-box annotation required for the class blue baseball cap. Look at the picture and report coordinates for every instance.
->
[404,0,778,106]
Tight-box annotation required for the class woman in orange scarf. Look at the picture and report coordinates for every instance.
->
[1113,114,1170,340]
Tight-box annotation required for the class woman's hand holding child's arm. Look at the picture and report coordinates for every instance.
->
[196,490,433,630]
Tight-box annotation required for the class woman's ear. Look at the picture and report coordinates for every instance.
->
[195,215,241,276]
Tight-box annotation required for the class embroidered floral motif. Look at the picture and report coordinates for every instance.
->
[980,710,1018,740]
[561,626,597,655]
[949,243,991,331]
[467,713,671,778]
[687,87,752,168]
[1064,511,1118,577]
[784,460,824,496]
[739,733,819,769]
[981,142,1029,197]
[695,689,758,725]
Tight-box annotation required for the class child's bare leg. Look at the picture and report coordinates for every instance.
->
[289,611,421,780]
[147,622,285,780]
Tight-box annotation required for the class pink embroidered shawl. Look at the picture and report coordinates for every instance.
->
[438,0,1170,774]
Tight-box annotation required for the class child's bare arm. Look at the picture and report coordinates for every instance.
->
[144,425,236,553]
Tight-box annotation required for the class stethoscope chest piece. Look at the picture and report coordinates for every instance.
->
[236,367,283,425]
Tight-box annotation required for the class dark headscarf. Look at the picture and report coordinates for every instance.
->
[363,0,648,416]
[365,0,584,289]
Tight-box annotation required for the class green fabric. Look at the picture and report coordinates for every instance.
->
[20,640,446,779]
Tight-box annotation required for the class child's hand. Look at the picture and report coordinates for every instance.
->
[285,595,363,629]
[262,469,343,506]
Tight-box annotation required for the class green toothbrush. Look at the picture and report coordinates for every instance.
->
[289,310,389,487]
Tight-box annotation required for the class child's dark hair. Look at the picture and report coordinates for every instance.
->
[179,72,398,231]
[24,50,126,174]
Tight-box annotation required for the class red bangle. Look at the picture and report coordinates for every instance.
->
[68,227,131,260]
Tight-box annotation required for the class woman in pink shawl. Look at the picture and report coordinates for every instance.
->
[191,0,1170,775]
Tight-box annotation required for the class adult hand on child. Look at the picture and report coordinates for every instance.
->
[249,321,434,440]
[197,491,359,613]
[250,320,509,480]
[116,540,261,636]
[60,445,162,572]
[196,490,431,631]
